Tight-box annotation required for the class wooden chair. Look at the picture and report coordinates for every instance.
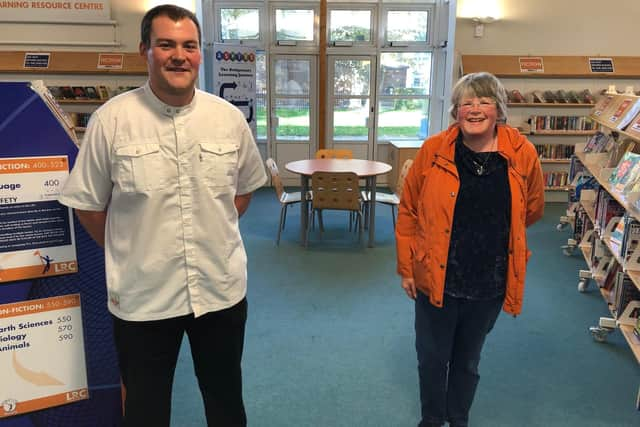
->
[307,171,363,246]
[315,148,353,159]
[363,158,413,228]
[265,158,303,245]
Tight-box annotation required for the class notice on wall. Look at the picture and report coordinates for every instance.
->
[0,1,111,23]
[0,156,77,284]
[213,44,257,138]
[0,294,88,418]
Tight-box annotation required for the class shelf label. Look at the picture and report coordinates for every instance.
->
[589,58,615,73]
[518,57,544,73]
[0,294,88,418]
[97,53,123,70]
[23,53,50,69]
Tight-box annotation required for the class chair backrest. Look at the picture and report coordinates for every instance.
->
[315,149,353,159]
[265,158,285,200]
[396,158,414,197]
[311,171,361,211]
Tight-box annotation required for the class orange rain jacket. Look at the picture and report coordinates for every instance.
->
[396,124,545,316]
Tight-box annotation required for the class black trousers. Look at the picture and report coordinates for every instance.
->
[112,298,248,427]
[415,292,503,427]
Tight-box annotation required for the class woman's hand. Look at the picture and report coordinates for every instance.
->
[401,277,417,299]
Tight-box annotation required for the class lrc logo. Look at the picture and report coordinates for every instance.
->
[66,389,88,401]
[54,261,77,273]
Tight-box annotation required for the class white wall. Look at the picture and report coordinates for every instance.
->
[455,0,640,55]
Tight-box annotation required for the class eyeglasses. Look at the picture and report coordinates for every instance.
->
[457,97,496,113]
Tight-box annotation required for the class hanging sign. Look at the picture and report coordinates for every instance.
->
[0,294,88,418]
[0,156,77,284]
[0,1,111,23]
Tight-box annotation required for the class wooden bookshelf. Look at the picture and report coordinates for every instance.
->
[462,55,640,79]
[0,50,147,75]
[57,99,106,105]
[508,103,594,108]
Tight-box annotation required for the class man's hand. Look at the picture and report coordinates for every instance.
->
[401,276,417,299]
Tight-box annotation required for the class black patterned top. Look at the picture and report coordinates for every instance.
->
[443,135,511,300]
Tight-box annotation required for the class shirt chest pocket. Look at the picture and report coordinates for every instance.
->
[199,142,239,188]
[113,143,167,193]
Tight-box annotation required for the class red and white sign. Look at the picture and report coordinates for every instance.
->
[518,57,544,73]
[0,1,111,23]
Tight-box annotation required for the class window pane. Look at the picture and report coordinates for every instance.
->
[333,99,370,141]
[274,59,310,96]
[276,9,314,41]
[380,52,432,96]
[329,10,371,42]
[257,96,267,140]
[334,60,370,96]
[387,11,428,42]
[275,98,310,141]
[220,8,260,40]
[377,99,430,141]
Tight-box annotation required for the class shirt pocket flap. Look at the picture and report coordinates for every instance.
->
[200,142,239,155]
[115,144,160,157]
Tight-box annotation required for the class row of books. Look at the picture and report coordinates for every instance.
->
[47,85,138,101]
[543,171,569,187]
[534,144,574,159]
[592,94,640,132]
[508,89,596,104]
[530,115,595,131]
[608,212,640,265]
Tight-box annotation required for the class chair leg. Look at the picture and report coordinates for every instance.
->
[306,209,313,247]
[282,204,288,229]
[277,205,285,245]
[318,210,324,232]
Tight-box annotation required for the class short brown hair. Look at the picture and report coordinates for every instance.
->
[449,72,508,123]
[140,4,201,48]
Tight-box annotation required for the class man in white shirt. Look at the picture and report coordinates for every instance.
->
[59,5,267,426]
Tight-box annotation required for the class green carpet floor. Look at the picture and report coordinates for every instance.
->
[170,189,639,426]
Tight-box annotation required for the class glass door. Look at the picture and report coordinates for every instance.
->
[327,55,376,160]
[270,54,317,184]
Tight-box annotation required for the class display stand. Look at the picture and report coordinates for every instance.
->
[0,82,121,426]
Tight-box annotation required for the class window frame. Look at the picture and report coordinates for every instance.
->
[214,2,266,47]
[326,5,377,48]
[269,2,320,51]
[379,4,433,48]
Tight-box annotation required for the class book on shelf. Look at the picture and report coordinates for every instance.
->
[584,131,611,153]
[508,89,525,103]
[608,151,640,192]
[98,85,110,100]
[624,110,640,139]
[612,273,640,319]
[605,96,640,130]
[84,86,99,99]
[592,94,616,117]
[606,138,637,168]
[60,86,74,99]
[580,89,596,104]
[72,86,88,99]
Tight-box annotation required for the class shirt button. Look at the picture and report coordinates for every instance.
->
[450,192,455,197]
[445,228,450,233]
[439,264,445,269]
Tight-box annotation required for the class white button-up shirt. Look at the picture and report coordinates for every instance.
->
[59,84,267,321]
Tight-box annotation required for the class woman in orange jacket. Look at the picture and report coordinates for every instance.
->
[396,72,544,427]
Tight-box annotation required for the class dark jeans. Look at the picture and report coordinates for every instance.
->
[415,292,503,427]
[112,298,248,427]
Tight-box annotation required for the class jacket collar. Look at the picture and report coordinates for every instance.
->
[437,123,525,162]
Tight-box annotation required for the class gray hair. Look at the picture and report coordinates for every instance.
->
[449,72,508,123]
